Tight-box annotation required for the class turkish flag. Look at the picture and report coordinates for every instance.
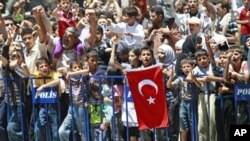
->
[125,65,169,130]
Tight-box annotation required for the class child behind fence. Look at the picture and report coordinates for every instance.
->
[167,58,200,141]
[88,81,108,141]
[58,61,89,141]
[33,57,61,141]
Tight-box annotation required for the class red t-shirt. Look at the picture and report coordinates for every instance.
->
[239,8,250,34]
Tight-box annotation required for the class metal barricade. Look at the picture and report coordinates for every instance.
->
[30,77,61,141]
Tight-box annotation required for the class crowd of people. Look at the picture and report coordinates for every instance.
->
[0,0,249,141]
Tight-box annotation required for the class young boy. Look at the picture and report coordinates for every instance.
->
[33,57,61,141]
[192,49,218,141]
[167,58,201,141]
[107,6,145,49]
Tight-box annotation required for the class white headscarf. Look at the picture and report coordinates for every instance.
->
[158,44,176,66]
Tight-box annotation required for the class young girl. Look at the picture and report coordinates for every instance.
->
[109,39,141,141]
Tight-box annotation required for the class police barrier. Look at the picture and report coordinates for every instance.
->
[30,77,61,141]
[2,76,250,141]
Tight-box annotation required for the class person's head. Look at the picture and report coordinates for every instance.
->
[21,28,36,50]
[183,3,190,14]
[90,81,100,99]
[175,0,184,13]
[9,41,22,54]
[62,27,79,49]
[230,46,244,65]
[188,0,199,14]
[216,2,231,17]
[245,35,250,48]
[36,57,50,76]
[175,39,184,56]
[218,51,228,68]
[194,49,209,68]
[74,8,85,23]
[210,34,228,53]
[150,6,164,26]
[122,6,138,25]
[189,17,201,35]
[86,50,99,72]
[3,16,15,31]
[10,49,24,66]
[98,15,108,28]
[116,41,129,63]
[128,48,141,68]
[69,61,83,72]
[106,66,123,85]
[157,44,175,65]
[140,47,154,67]
[95,25,104,43]
[180,58,193,75]
[59,0,71,13]
[243,0,250,9]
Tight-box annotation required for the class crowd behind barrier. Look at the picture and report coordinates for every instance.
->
[0,75,249,141]
[0,0,250,141]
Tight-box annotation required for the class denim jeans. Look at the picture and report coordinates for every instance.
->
[34,104,59,141]
[59,104,86,141]
[0,100,8,141]
[90,124,108,141]
[7,105,26,141]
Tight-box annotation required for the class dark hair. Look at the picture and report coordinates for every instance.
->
[3,15,14,22]
[150,6,164,20]
[36,57,49,68]
[69,61,83,69]
[218,1,231,12]
[140,46,154,57]
[21,28,33,37]
[24,15,36,25]
[194,49,208,59]
[122,6,138,17]
[180,58,193,66]
[65,27,80,37]
[106,66,123,85]
[87,50,99,59]
[96,25,104,34]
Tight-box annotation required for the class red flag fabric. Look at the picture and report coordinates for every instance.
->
[125,65,169,130]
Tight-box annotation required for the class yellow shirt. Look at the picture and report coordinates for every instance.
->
[33,71,62,96]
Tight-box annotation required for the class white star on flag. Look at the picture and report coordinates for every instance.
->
[147,96,155,104]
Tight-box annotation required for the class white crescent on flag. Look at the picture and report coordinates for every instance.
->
[138,79,158,96]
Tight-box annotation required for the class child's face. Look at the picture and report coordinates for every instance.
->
[175,48,182,56]
[122,14,135,25]
[37,62,50,76]
[92,90,100,99]
[157,48,166,63]
[129,51,139,67]
[140,50,153,67]
[196,55,209,68]
[87,57,98,71]
[246,37,250,48]
[71,64,81,72]
[218,53,227,68]
[210,41,218,52]
[95,30,103,43]
[231,50,242,65]
[60,0,71,12]
[98,18,107,28]
[181,63,193,75]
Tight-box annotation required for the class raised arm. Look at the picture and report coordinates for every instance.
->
[0,3,7,39]
[32,6,47,43]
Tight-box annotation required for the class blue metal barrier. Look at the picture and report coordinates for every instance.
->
[30,77,61,141]
[234,83,250,124]
[3,76,249,141]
